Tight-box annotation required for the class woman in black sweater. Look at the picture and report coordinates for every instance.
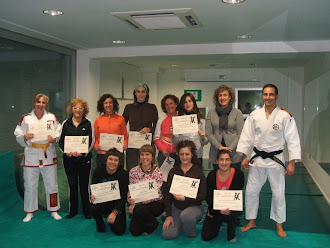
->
[202,149,245,242]
[90,148,128,234]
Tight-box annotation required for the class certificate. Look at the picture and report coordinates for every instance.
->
[172,114,198,135]
[169,174,200,199]
[128,179,159,203]
[28,122,55,142]
[128,131,152,149]
[99,133,124,152]
[160,157,175,182]
[90,180,121,204]
[213,190,243,211]
[64,136,89,153]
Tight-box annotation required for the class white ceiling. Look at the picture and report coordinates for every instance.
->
[0,0,330,69]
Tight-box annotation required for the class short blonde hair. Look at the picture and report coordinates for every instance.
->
[213,85,236,105]
[33,93,49,104]
[67,98,89,117]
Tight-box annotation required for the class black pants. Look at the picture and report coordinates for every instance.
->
[126,148,139,173]
[63,156,91,215]
[129,199,165,236]
[202,212,240,241]
[91,202,126,235]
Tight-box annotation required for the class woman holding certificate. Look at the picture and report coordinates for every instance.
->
[59,99,94,219]
[154,94,179,166]
[171,93,208,164]
[205,85,244,170]
[90,148,128,234]
[162,140,206,240]
[14,93,62,222]
[122,83,158,172]
[201,149,244,242]
[128,144,164,236]
[94,94,128,168]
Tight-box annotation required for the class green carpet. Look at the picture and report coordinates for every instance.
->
[1,151,329,248]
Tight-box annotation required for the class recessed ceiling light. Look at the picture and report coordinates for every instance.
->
[222,0,245,3]
[237,34,252,39]
[171,64,179,67]
[43,10,63,16]
[112,40,126,44]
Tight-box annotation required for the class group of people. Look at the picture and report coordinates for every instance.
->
[14,82,301,241]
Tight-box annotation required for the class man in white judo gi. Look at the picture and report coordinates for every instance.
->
[14,93,62,222]
[237,84,301,237]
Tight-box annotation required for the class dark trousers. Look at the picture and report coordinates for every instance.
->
[63,157,92,215]
[91,202,126,235]
[129,199,165,236]
[96,153,125,169]
[126,148,139,173]
[202,212,240,241]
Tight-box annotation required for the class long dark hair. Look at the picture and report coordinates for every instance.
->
[178,93,203,123]
[174,140,201,168]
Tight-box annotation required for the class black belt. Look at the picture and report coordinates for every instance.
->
[250,147,286,169]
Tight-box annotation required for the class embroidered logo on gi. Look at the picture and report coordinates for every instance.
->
[50,193,58,207]
[273,124,279,130]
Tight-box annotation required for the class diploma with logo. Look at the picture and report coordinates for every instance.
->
[28,122,56,142]
[128,131,152,149]
[128,179,159,203]
[169,175,200,199]
[213,190,243,211]
[99,133,124,152]
[64,136,89,153]
[160,157,175,182]
[90,180,121,204]
[172,114,198,135]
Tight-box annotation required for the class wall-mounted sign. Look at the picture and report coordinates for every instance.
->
[184,90,202,101]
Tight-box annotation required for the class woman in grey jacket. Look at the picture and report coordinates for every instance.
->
[206,85,244,170]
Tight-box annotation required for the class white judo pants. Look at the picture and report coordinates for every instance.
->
[23,165,60,213]
[245,166,286,223]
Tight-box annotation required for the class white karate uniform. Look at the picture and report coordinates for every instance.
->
[237,106,301,223]
[14,109,61,213]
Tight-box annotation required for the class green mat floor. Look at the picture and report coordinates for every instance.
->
[1,151,329,248]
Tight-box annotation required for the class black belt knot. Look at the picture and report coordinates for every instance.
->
[250,147,286,169]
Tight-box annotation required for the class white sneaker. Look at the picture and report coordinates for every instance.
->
[51,212,62,220]
[23,213,34,222]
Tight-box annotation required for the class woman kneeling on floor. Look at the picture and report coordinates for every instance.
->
[162,140,206,239]
[202,149,245,242]
[128,144,164,236]
[90,148,128,234]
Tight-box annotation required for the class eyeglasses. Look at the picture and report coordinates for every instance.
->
[73,107,84,110]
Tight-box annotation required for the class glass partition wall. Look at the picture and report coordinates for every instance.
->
[0,32,75,154]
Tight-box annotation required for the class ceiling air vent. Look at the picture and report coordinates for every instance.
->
[111,8,202,31]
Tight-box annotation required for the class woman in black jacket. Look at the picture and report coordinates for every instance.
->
[59,98,94,219]
[90,148,128,234]
[202,149,245,242]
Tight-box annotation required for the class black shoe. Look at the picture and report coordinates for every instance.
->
[65,213,77,219]
[85,214,92,219]
[97,224,106,232]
